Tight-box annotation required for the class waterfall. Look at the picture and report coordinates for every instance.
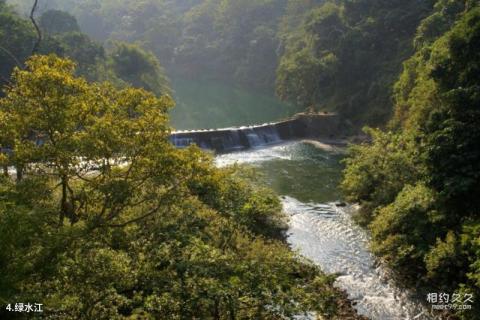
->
[254,126,281,145]
[170,124,285,152]
[245,128,263,147]
[170,135,195,148]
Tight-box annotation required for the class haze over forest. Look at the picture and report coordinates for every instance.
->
[5,0,441,126]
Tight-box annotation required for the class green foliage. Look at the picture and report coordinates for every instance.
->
[370,183,440,274]
[425,231,467,290]
[0,5,171,97]
[422,9,480,210]
[6,0,436,120]
[6,0,473,126]
[172,0,287,91]
[187,165,288,239]
[341,128,420,224]
[276,0,433,124]
[109,42,172,97]
[39,9,80,35]
[0,55,351,319]
[0,3,35,89]
[343,5,480,318]
[54,31,108,82]
[7,0,288,93]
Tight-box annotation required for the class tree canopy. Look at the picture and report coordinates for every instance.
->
[0,55,359,319]
[0,3,171,97]
[342,4,480,319]
[109,42,172,97]
[276,0,434,125]
[39,9,80,35]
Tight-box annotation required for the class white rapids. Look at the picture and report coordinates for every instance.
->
[283,196,430,320]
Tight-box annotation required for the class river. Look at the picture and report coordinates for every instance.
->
[170,78,431,319]
[216,142,431,320]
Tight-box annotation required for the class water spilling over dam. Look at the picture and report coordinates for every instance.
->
[170,113,342,152]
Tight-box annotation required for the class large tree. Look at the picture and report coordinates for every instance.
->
[0,55,357,319]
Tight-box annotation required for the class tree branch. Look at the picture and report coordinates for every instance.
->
[0,45,23,69]
[30,0,42,54]
[105,178,186,228]
[105,203,165,228]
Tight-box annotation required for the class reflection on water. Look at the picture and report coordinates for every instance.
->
[216,141,431,320]
[169,77,297,130]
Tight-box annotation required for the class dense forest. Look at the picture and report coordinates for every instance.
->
[0,1,171,97]
[3,0,438,126]
[343,1,480,320]
[1,0,479,319]
[6,0,473,125]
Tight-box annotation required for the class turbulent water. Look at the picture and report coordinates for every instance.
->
[216,142,432,320]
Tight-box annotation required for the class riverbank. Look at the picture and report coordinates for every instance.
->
[301,139,348,153]
[326,289,369,320]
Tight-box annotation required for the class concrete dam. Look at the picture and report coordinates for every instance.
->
[170,113,342,152]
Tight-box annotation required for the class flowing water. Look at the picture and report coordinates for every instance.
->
[216,142,432,320]
[170,78,431,319]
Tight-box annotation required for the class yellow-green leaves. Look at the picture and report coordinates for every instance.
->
[0,55,177,227]
[0,55,356,319]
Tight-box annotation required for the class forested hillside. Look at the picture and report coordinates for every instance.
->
[7,0,286,92]
[276,0,433,124]
[343,1,480,319]
[1,0,171,96]
[5,0,439,126]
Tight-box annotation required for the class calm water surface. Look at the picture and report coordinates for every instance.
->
[169,77,297,130]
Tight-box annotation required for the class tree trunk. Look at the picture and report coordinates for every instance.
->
[30,0,42,54]
[228,296,235,320]
[15,164,23,181]
[213,297,220,320]
[59,175,68,226]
